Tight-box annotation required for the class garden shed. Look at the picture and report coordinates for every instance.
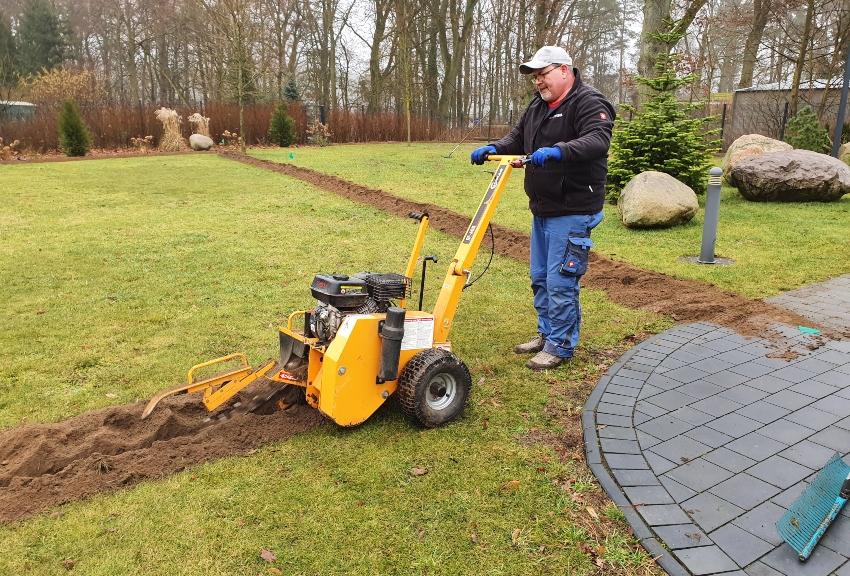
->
[725,80,842,148]
[0,101,37,122]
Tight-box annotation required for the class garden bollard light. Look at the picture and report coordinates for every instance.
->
[698,167,723,264]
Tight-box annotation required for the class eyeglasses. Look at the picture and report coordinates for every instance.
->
[531,66,561,83]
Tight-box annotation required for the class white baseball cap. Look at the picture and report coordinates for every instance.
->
[519,46,573,74]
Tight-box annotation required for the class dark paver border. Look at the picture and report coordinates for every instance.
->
[584,332,691,576]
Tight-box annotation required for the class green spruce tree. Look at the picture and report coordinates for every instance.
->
[58,99,91,156]
[0,11,16,87]
[784,106,831,153]
[18,0,67,75]
[268,102,295,147]
[283,78,300,102]
[607,29,719,203]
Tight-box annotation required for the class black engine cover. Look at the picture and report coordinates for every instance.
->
[310,274,369,309]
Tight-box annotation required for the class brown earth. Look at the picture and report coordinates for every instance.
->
[0,392,323,523]
[0,149,837,527]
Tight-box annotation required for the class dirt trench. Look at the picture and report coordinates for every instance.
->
[223,151,832,340]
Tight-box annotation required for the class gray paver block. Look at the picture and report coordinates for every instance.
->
[735,401,791,424]
[624,484,674,505]
[638,503,692,526]
[729,362,780,379]
[813,370,850,387]
[601,392,638,407]
[744,561,785,575]
[600,439,641,454]
[634,411,653,425]
[638,415,695,441]
[810,426,850,452]
[638,384,664,399]
[611,374,645,388]
[757,419,816,445]
[779,441,840,471]
[704,446,757,473]
[648,390,699,411]
[720,385,769,405]
[637,430,662,448]
[788,379,837,399]
[651,435,713,464]
[747,455,813,489]
[634,400,668,418]
[751,356,794,370]
[770,481,808,507]
[704,369,752,388]
[813,395,850,417]
[814,349,850,365]
[819,506,850,554]
[611,469,659,486]
[597,402,633,417]
[673,545,739,575]
[605,453,648,469]
[623,360,657,373]
[709,473,781,509]
[703,337,748,353]
[747,374,795,393]
[771,365,818,384]
[645,451,677,475]
[660,475,697,503]
[691,357,735,375]
[710,523,774,567]
[598,425,636,440]
[732,501,786,545]
[666,458,735,493]
[653,523,711,550]
[617,367,651,381]
[762,541,846,575]
[834,560,850,576]
[646,373,683,390]
[784,406,842,431]
[793,357,839,375]
[596,413,632,427]
[672,406,716,426]
[691,396,744,417]
[685,426,734,449]
[678,380,726,400]
[726,432,787,461]
[683,491,745,533]
[707,413,764,438]
[764,389,814,411]
[666,365,713,384]
[715,349,759,366]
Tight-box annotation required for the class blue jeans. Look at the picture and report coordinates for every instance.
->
[530,211,603,358]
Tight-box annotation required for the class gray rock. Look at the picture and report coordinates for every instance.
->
[189,133,214,151]
[722,134,792,181]
[728,149,850,202]
[618,171,699,228]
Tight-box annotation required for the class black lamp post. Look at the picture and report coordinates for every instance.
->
[831,47,850,157]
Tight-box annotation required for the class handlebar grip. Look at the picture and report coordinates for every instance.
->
[408,210,429,221]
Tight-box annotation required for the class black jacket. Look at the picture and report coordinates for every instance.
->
[491,69,615,216]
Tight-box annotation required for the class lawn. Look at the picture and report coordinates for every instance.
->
[250,143,850,299]
[0,155,665,575]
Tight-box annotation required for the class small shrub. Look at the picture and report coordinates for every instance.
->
[306,120,332,147]
[268,103,295,147]
[187,112,210,137]
[0,137,21,160]
[58,100,91,156]
[130,135,154,152]
[220,129,243,147]
[606,30,719,203]
[784,106,831,153]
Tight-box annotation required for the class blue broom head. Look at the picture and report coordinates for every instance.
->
[776,452,850,558]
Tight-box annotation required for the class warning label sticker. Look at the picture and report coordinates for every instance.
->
[401,317,434,350]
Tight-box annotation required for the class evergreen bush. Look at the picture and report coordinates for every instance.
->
[784,106,831,153]
[58,99,91,156]
[606,31,719,203]
[283,78,300,102]
[268,103,295,147]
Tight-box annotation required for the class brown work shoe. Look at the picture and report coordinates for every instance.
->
[526,350,567,371]
[513,334,545,354]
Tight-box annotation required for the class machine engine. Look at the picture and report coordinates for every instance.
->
[309,273,409,342]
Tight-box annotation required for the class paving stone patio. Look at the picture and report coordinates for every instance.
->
[766,274,850,333]
[584,322,850,576]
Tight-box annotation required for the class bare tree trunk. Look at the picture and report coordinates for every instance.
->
[790,0,816,116]
[739,0,772,88]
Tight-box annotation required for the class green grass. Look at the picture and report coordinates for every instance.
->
[0,155,666,575]
[251,143,850,298]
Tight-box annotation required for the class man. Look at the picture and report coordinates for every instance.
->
[470,46,614,371]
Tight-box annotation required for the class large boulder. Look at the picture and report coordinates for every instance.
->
[189,133,214,151]
[722,134,792,180]
[728,149,850,202]
[618,171,699,228]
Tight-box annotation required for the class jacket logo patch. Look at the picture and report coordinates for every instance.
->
[551,113,563,118]
[599,112,608,120]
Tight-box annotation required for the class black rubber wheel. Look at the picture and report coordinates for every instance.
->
[397,348,471,428]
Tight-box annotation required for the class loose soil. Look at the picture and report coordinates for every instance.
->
[1,150,840,528]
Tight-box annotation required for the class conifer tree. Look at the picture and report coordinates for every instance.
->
[268,103,295,147]
[58,100,91,156]
[0,11,16,87]
[18,0,67,75]
[607,28,719,203]
[784,106,831,153]
[283,78,300,102]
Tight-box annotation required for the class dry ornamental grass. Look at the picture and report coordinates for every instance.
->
[154,107,188,152]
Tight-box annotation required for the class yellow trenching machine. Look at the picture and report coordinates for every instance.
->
[142,155,527,427]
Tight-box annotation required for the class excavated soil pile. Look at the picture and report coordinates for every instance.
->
[224,152,831,339]
[0,394,322,523]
